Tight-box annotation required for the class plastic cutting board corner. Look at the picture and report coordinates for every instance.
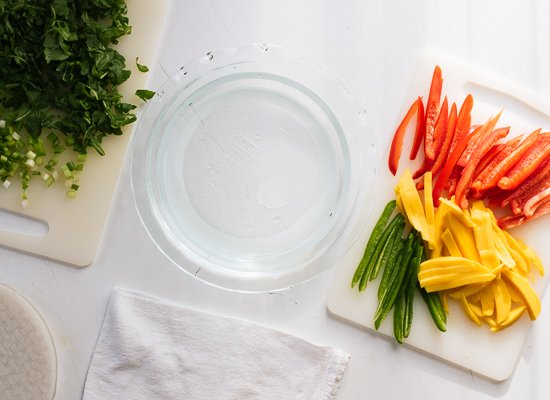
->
[326,49,550,382]
[0,0,171,267]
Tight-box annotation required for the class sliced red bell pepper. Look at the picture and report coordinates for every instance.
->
[447,167,461,196]
[501,158,550,209]
[443,127,484,197]
[424,65,443,160]
[432,128,472,206]
[456,124,485,167]
[409,97,425,160]
[413,157,433,180]
[510,173,550,215]
[448,94,474,156]
[431,101,457,176]
[498,199,550,229]
[524,187,550,217]
[388,98,420,176]
[471,142,507,181]
[471,136,522,192]
[455,115,508,209]
[432,96,448,155]
[498,132,550,190]
[413,98,447,180]
[472,129,540,193]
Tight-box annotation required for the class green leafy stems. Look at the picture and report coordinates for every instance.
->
[0,0,154,202]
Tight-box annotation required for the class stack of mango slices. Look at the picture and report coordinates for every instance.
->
[396,169,544,332]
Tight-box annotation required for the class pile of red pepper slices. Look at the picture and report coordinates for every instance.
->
[389,66,550,229]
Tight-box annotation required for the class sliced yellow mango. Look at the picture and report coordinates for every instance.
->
[479,285,495,317]
[419,265,488,280]
[421,273,495,293]
[432,200,447,258]
[441,291,450,315]
[439,197,476,227]
[444,214,480,262]
[508,247,528,275]
[501,269,541,320]
[518,240,545,276]
[446,283,487,299]
[503,231,531,274]
[481,315,498,330]
[396,169,430,243]
[424,172,436,249]
[490,305,527,332]
[394,169,544,332]
[492,280,512,324]
[460,294,481,326]
[472,211,500,271]
[490,219,517,268]
[441,228,462,257]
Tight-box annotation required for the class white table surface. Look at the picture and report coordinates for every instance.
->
[1,1,549,399]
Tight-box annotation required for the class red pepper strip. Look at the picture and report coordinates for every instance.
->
[472,136,527,192]
[424,65,443,160]
[472,129,540,193]
[431,102,457,176]
[448,94,474,156]
[487,186,514,207]
[498,199,550,229]
[455,117,508,209]
[413,157,433,180]
[524,187,550,217]
[442,126,485,195]
[510,173,550,214]
[501,158,550,208]
[447,167,461,195]
[455,124,486,167]
[472,142,507,181]
[413,99,446,180]
[388,98,420,175]
[498,132,550,190]
[432,130,472,206]
[432,96,449,154]
[409,97,425,160]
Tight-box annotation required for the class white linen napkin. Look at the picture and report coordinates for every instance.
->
[82,289,350,400]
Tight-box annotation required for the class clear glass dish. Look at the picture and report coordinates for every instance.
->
[130,44,377,292]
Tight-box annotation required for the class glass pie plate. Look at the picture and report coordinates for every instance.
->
[130,44,377,292]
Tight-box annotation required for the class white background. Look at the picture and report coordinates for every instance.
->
[1,1,550,399]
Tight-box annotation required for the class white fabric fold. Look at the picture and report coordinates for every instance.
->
[82,289,349,400]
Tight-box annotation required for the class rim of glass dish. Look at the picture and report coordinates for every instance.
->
[130,44,378,292]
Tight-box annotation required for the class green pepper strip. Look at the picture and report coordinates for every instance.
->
[351,200,397,289]
[393,285,406,344]
[374,231,414,330]
[393,232,422,343]
[416,248,447,332]
[418,287,447,332]
[402,233,423,339]
[368,214,407,284]
[358,213,404,292]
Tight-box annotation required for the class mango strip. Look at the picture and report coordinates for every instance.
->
[395,169,431,244]
[396,168,544,332]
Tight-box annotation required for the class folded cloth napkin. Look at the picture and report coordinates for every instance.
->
[82,289,350,400]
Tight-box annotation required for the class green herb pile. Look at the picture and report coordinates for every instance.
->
[0,0,154,204]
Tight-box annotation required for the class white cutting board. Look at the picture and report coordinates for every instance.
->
[327,50,550,382]
[0,0,170,267]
